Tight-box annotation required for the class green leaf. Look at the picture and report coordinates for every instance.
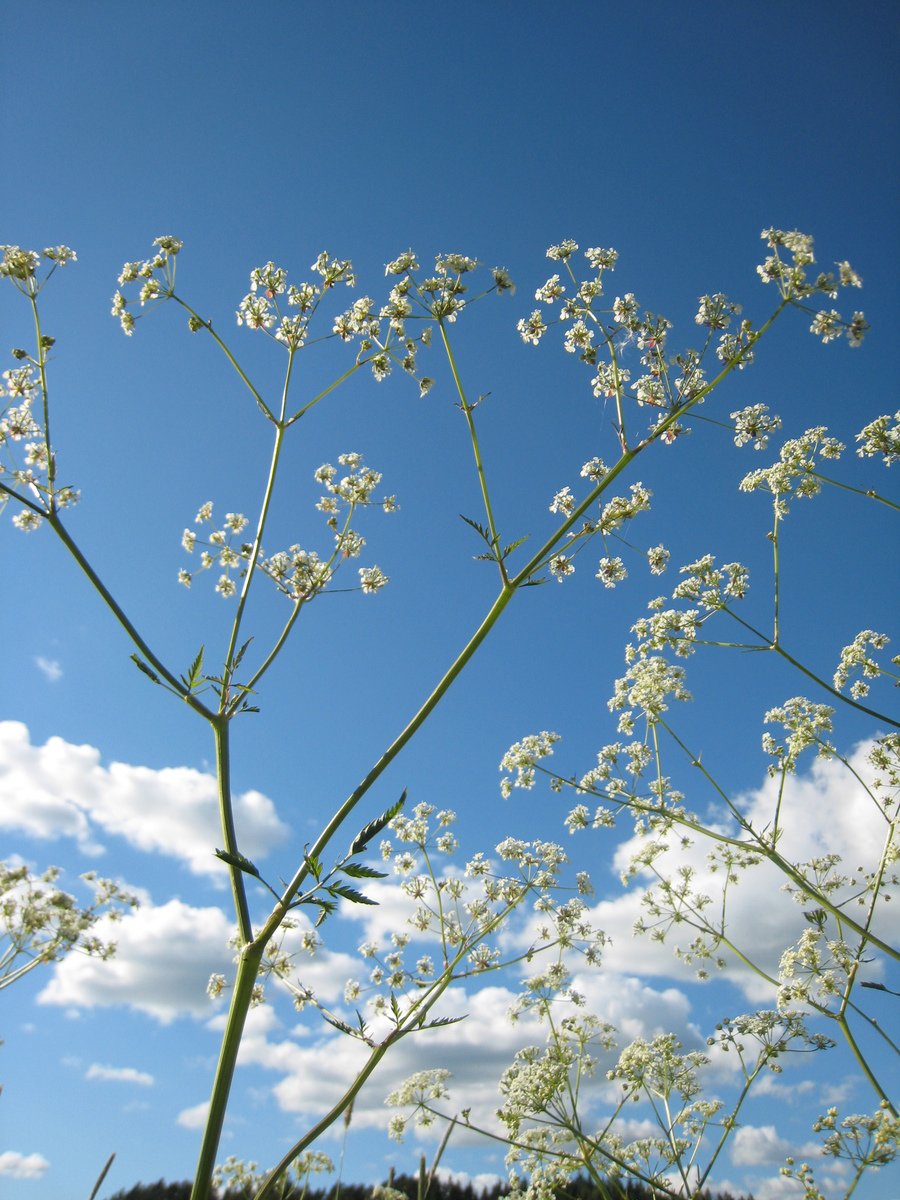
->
[348,789,407,856]
[214,848,261,879]
[340,863,388,880]
[304,851,323,882]
[458,514,491,544]
[501,536,528,559]
[131,655,162,686]
[312,898,337,927]
[327,882,378,906]
[321,1012,354,1037]
[232,637,253,672]
[187,644,205,686]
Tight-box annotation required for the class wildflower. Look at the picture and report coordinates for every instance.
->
[731,404,782,449]
[856,411,899,465]
[549,486,575,516]
[595,557,627,588]
[549,554,574,582]
[207,974,226,999]
[646,545,670,575]
[546,240,579,261]
[535,275,565,303]
[359,565,388,594]
[517,310,547,346]
[499,731,561,797]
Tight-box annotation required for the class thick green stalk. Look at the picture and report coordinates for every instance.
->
[190,943,266,1200]
[213,718,252,944]
[194,291,794,1188]
[263,581,518,931]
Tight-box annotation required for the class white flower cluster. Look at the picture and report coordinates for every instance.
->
[757,228,867,345]
[112,236,183,335]
[856,410,900,466]
[762,697,835,774]
[179,502,251,597]
[739,425,845,515]
[833,630,894,701]
[1,361,80,529]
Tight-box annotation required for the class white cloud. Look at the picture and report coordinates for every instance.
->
[751,1173,807,1200]
[38,897,233,1023]
[0,1151,50,1179]
[731,1123,793,1165]
[34,655,62,682]
[223,963,700,1142]
[177,1101,210,1129]
[86,1063,154,1086]
[0,721,289,877]
[574,738,898,1002]
[436,1168,505,1193]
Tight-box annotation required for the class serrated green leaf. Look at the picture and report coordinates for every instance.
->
[348,789,407,856]
[187,645,205,686]
[232,638,253,672]
[501,536,528,558]
[458,514,490,543]
[327,882,378,906]
[322,1013,354,1036]
[214,848,261,879]
[304,851,323,882]
[131,655,162,686]
[340,863,388,880]
[305,897,337,926]
[423,1015,467,1029]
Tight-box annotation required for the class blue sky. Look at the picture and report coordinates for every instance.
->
[2,3,898,1197]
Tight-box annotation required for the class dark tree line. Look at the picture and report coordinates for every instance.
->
[105,1172,754,1200]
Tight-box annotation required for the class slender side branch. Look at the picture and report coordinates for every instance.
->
[47,513,213,719]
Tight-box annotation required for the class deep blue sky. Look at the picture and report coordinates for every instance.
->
[2,4,898,1198]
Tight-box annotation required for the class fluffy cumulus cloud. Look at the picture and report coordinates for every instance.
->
[38,898,233,1023]
[731,1123,794,1166]
[86,1063,154,1086]
[0,1151,50,1179]
[572,738,898,1003]
[218,963,699,1141]
[0,721,289,877]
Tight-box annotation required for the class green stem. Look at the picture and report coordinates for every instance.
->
[30,295,56,505]
[46,513,212,719]
[812,470,900,512]
[213,719,252,944]
[197,292,795,1189]
[657,722,900,959]
[438,320,505,580]
[172,296,273,421]
[222,356,293,682]
[264,581,518,932]
[726,610,900,730]
[287,359,364,425]
[772,508,781,645]
[837,1011,898,1117]
[190,943,265,1200]
[253,1037,397,1200]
